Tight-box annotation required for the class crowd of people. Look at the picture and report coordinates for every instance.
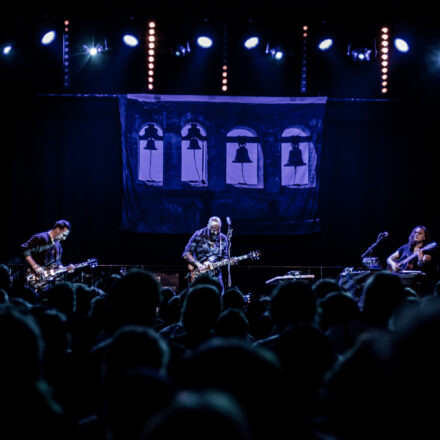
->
[1,258,440,439]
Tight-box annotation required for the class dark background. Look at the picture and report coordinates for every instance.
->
[1,2,438,292]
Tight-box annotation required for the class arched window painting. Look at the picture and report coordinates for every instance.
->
[181,122,208,187]
[281,127,313,188]
[226,128,263,188]
[138,122,164,186]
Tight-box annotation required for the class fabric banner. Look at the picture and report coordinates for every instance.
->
[119,94,327,235]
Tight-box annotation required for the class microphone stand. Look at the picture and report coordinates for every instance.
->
[226,224,233,288]
[360,233,386,269]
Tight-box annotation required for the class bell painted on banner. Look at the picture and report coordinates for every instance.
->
[284,143,306,167]
[233,138,252,163]
[186,123,205,150]
[233,145,252,163]
[144,138,157,150]
[188,137,201,150]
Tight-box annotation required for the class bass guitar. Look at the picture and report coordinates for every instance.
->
[26,258,98,291]
[187,250,261,282]
[388,242,437,272]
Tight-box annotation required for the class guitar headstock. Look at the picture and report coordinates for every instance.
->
[87,258,98,268]
[248,250,261,260]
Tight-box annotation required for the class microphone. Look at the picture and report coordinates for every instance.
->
[226,217,232,226]
[379,231,389,237]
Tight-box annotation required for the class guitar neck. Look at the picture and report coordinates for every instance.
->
[73,262,89,270]
[212,254,249,269]
[400,242,436,266]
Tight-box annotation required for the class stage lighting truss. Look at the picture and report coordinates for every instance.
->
[380,27,389,95]
[63,20,70,88]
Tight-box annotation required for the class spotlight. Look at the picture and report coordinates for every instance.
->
[174,42,191,57]
[394,38,409,53]
[244,36,259,49]
[273,50,284,60]
[175,46,184,56]
[41,30,56,45]
[348,46,373,61]
[266,44,284,60]
[83,40,107,56]
[318,38,333,51]
[123,34,139,47]
[2,45,12,55]
[197,36,213,48]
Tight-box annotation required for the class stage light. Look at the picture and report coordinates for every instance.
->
[197,36,213,48]
[63,20,70,88]
[244,36,259,49]
[394,38,409,53]
[266,44,284,60]
[2,45,12,55]
[83,40,107,57]
[348,46,372,61]
[146,20,156,91]
[174,42,191,57]
[318,38,333,51]
[301,24,309,94]
[123,34,139,47]
[274,50,283,60]
[41,30,56,45]
[380,27,389,95]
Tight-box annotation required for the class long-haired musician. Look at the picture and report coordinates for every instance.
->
[386,225,432,273]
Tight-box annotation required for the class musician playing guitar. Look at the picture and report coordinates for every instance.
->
[20,219,75,290]
[387,226,433,273]
[182,216,229,292]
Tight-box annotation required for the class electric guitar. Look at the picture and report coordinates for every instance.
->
[187,250,261,282]
[388,242,437,272]
[26,258,98,291]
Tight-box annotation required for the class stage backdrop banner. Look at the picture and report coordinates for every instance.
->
[119,94,327,235]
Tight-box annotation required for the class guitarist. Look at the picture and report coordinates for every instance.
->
[387,225,433,273]
[182,216,229,292]
[20,219,75,288]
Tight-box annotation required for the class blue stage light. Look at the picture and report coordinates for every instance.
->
[197,36,213,48]
[123,34,139,47]
[244,37,259,49]
[274,50,283,60]
[41,31,56,45]
[394,38,409,53]
[318,38,333,51]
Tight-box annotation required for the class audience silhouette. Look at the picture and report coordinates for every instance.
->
[1,262,439,440]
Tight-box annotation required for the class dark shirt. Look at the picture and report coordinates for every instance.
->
[182,227,229,275]
[20,231,63,267]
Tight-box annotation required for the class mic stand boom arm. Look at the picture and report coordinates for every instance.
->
[361,233,386,259]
